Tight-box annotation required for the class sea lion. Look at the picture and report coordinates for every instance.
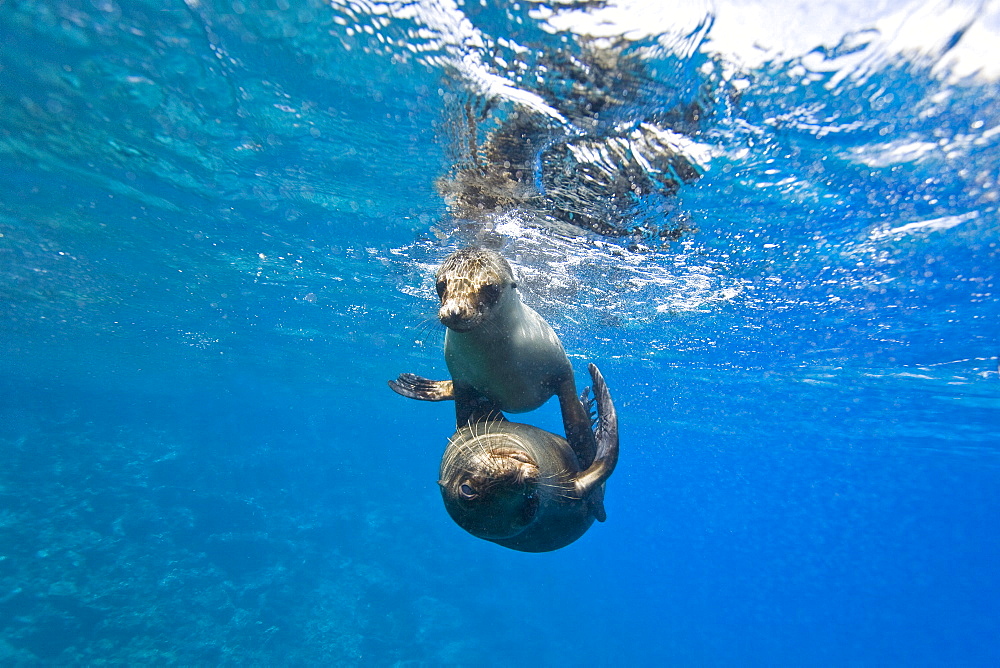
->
[389,247,597,467]
[439,363,619,552]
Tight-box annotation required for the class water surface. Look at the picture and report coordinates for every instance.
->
[1,0,998,665]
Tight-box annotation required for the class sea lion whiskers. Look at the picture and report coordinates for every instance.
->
[479,409,506,427]
[407,315,444,343]
[462,416,491,455]
[467,415,485,439]
[443,427,492,474]
[474,316,506,341]
[441,428,483,474]
[439,437,463,476]
[536,468,577,500]
[534,483,575,502]
[469,409,505,441]
[472,427,491,461]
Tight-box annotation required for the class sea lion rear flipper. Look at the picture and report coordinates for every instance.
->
[574,364,619,507]
[580,385,597,429]
[558,376,599,469]
[388,374,455,401]
[589,364,618,467]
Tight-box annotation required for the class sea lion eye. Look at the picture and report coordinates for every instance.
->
[459,483,477,499]
[481,283,501,307]
[435,280,446,298]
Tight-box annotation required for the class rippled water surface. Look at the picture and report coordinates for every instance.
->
[1,0,998,665]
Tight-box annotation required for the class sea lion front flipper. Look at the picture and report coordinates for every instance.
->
[388,374,455,401]
[574,364,619,518]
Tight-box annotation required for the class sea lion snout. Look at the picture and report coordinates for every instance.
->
[438,299,481,331]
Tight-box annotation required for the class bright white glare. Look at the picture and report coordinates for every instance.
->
[528,0,1000,81]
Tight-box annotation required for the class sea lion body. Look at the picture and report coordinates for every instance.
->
[390,247,597,467]
[439,363,619,552]
[443,293,569,414]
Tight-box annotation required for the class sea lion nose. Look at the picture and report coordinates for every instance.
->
[439,302,464,327]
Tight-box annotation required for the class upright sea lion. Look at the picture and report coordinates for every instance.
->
[389,247,597,467]
[439,363,619,552]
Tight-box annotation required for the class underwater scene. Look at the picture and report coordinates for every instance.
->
[1,0,999,664]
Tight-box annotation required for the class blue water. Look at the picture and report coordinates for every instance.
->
[2,0,999,665]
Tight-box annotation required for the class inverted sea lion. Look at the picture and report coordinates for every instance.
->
[389,247,597,467]
[439,363,619,552]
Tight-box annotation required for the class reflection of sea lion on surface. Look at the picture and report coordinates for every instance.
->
[389,246,597,467]
[436,38,710,242]
[439,363,619,552]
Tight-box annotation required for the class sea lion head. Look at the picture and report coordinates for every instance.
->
[439,429,541,540]
[435,248,516,332]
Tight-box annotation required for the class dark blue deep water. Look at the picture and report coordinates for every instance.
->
[2,0,999,665]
